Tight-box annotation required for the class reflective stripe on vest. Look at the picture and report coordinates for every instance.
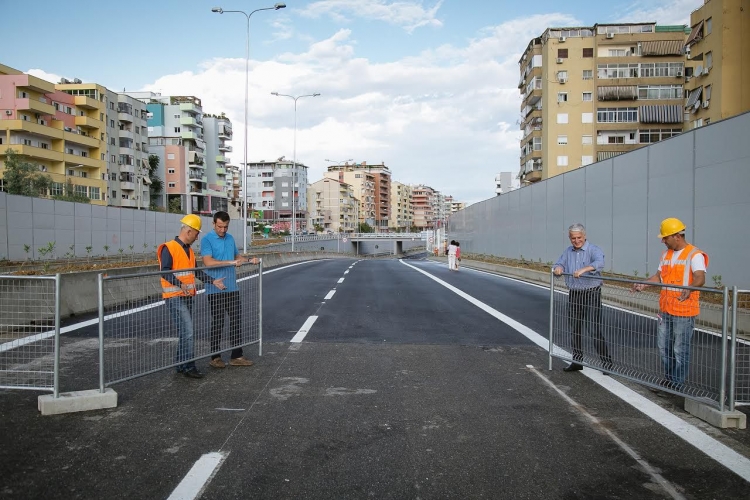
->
[157,240,197,298]
[658,244,708,317]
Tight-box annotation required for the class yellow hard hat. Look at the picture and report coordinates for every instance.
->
[180,214,202,232]
[658,217,686,238]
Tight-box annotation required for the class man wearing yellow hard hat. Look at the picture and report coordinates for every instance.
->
[158,214,225,379]
[633,217,708,389]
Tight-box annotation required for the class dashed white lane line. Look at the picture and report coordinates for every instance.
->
[528,365,686,500]
[344,270,349,274]
[324,290,336,300]
[337,277,345,283]
[167,451,227,500]
[291,316,318,343]
[400,258,750,483]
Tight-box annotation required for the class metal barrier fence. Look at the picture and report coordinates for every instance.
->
[0,275,61,395]
[549,271,733,410]
[733,290,750,407]
[98,260,262,388]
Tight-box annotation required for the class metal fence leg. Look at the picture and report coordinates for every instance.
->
[548,269,555,371]
[53,274,61,399]
[730,286,738,412]
[719,286,729,412]
[98,273,105,393]
[258,259,263,357]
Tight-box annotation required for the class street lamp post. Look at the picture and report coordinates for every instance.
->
[271,92,320,251]
[212,2,286,253]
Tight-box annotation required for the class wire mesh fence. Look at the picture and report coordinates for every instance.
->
[733,290,750,406]
[99,260,262,387]
[0,275,60,393]
[549,272,731,408]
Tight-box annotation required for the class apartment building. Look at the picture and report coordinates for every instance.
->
[226,164,242,220]
[0,64,107,204]
[683,0,750,130]
[202,114,232,213]
[518,23,688,185]
[244,158,308,229]
[389,181,413,231]
[325,161,391,231]
[112,92,150,208]
[307,177,357,233]
[495,172,513,195]
[130,93,208,214]
[411,184,438,230]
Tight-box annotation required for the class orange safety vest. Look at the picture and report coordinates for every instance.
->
[157,240,196,299]
[658,244,708,317]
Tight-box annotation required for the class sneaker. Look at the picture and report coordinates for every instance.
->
[183,367,205,379]
[209,357,226,369]
[229,356,254,367]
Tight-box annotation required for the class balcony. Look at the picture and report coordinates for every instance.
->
[63,130,99,148]
[120,198,137,208]
[180,116,198,127]
[181,131,197,141]
[218,144,232,153]
[179,102,200,115]
[75,115,103,130]
[74,96,100,110]
[0,119,64,139]
[64,153,101,169]
[118,111,133,123]
[215,155,227,164]
[16,74,55,94]
[120,163,135,174]
[121,181,136,191]
[5,144,63,162]
[15,98,56,116]
[216,167,226,175]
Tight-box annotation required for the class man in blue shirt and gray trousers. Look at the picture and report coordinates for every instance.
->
[553,223,613,373]
[202,211,258,368]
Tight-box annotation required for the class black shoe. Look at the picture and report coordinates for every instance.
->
[563,363,583,372]
[183,367,204,379]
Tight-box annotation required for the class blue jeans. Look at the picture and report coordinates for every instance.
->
[166,296,195,372]
[657,312,695,386]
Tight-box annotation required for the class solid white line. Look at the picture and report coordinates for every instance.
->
[400,259,750,483]
[167,451,227,500]
[215,408,246,411]
[291,316,318,343]
[528,365,686,499]
[337,278,345,283]
[324,290,336,300]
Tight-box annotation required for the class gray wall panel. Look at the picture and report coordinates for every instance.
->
[584,162,613,264]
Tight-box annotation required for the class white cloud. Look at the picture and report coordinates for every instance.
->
[614,0,703,25]
[299,0,444,33]
[26,69,63,85]
[139,12,580,205]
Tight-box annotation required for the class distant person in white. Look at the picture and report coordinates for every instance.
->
[447,240,458,271]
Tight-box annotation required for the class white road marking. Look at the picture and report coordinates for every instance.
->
[400,259,750,483]
[344,270,349,274]
[324,290,336,300]
[528,365,686,499]
[215,408,246,411]
[291,316,318,343]
[167,451,227,500]
[337,278,345,283]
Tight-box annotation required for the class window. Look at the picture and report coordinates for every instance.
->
[705,85,712,101]
[51,183,64,196]
[557,48,568,58]
[582,112,593,123]
[597,107,638,122]
[168,182,176,188]
[608,49,627,57]
[110,173,117,181]
[706,51,712,69]
[582,156,593,166]
[168,168,175,174]
[706,17,712,35]
[558,135,568,145]
[100,112,104,121]
[167,153,175,160]
[583,48,593,58]
[110,102,114,110]
[556,113,568,124]
[582,135,593,145]
[557,156,568,167]
[111,155,116,162]
[89,187,100,200]
[112,190,117,199]
[608,136,625,144]
[74,185,87,197]
[174,114,181,119]
[582,92,592,101]
[582,70,593,81]
[174,127,181,133]
[637,85,682,100]
[66,147,74,154]
[41,143,49,149]
[557,92,568,102]
[557,70,568,81]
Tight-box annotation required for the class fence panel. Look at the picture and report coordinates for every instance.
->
[100,261,262,386]
[733,290,750,406]
[550,272,729,408]
[0,275,60,394]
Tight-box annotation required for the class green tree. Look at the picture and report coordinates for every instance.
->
[53,178,91,204]
[2,148,51,197]
[168,197,183,214]
[147,154,163,208]
[358,222,374,233]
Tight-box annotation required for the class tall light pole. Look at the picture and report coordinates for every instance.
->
[212,3,286,253]
[271,92,320,251]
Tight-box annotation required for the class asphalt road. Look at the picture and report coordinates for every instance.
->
[1,255,750,499]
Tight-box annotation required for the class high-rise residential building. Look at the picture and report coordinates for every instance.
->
[518,23,688,185]
[0,64,107,204]
[684,0,750,130]
[244,158,308,229]
[495,171,513,195]
[202,113,232,213]
[444,196,465,215]
[130,93,208,214]
[307,177,357,233]
[226,164,242,220]
[411,184,438,230]
[113,93,150,209]
[390,181,413,231]
[325,161,391,231]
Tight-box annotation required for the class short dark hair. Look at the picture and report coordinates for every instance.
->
[213,211,230,223]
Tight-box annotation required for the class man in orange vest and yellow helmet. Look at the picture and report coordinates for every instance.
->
[158,214,225,379]
[633,217,708,389]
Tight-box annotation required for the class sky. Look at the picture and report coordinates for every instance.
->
[1,0,702,205]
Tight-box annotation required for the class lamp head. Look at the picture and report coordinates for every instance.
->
[313,93,321,97]
[274,3,286,9]
[211,7,223,13]
[271,92,279,96]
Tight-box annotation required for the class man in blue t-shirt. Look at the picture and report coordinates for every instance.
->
[202,211,258,368]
